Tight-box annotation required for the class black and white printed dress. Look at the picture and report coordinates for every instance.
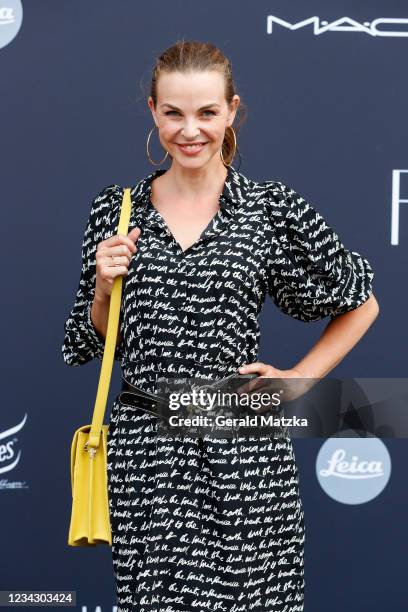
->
[62,164,374,612]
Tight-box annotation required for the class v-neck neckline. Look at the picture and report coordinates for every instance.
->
[146,167,232,255]
[147,197,224,255]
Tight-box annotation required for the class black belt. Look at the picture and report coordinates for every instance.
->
[119,377,166,418]
[118,373,246,418]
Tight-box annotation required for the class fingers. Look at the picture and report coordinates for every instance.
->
[128,227,141,243]
[96,249,131,277]
[94,227,142,296]
[237,376,266,396]
[97,227,141,255]
[236,362,276,395]
[100,245,134,259]
[106,255,130,267]
[99,264,129,279]
[97,228,142,260]
[238,362,269,376]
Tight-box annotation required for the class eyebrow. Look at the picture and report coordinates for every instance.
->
[160,103,221,111]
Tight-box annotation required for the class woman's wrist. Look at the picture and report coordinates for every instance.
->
[94,288,110,304]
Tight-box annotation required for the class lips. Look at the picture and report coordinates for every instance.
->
[176,142,208,155]
[176,142,208,147]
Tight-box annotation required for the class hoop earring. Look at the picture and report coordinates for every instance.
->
[220,126,237,167]
[146,126,169,166]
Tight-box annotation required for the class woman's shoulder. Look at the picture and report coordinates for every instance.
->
[83,184,126,239]
[89,183,123,211]
[250,175,338,251]
[250,175,323,226]
[235,168,294,205]
[252,175,302,202]
[89,173,154,217]
[244,175,303,227]
[230,167,288,207]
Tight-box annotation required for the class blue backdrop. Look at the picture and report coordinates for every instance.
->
[1,1,407,611]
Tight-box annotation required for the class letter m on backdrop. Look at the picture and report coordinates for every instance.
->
[266,16,319,34]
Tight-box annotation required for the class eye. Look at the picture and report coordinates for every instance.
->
[164,110,216,117]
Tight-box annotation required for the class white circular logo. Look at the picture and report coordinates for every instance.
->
[0,1,23,51]
[316,432,391,504]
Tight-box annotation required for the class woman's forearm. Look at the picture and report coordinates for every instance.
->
[292,293,380,379]
[91,292,122,347]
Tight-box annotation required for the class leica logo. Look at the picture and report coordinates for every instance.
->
[0,7,15,25]
[319,448,384,479]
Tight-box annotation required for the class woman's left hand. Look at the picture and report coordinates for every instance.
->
[238,362,302,379]
[236,362,311,404]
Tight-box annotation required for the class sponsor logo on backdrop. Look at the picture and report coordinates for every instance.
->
[267,16,408,37]
[316,433,391,504]
[0,414,28,490]
[80,607,118,611]
[391,169,408,245]
[0,1,23,50]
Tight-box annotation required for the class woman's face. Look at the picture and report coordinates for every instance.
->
[148,70,239,169]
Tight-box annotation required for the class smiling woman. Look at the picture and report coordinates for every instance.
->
[147,49,245,171]
[61,39,377,612]
[163,105,218,154]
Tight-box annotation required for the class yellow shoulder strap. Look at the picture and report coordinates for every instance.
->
[87,187,132,449]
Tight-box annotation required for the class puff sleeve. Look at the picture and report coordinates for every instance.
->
[61,185,125,366]
[265,181,375,322]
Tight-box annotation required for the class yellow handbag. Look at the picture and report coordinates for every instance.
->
[68,187,132,547]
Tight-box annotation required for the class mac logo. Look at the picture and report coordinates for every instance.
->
[266,16,408,37]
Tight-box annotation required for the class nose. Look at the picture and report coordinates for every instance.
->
[181,120,201,139]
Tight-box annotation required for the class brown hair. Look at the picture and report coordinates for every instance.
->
[149,39,247,167]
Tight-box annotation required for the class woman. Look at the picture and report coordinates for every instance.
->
[62,41,379,612]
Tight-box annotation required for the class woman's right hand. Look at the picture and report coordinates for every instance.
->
[94,227,141,300]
